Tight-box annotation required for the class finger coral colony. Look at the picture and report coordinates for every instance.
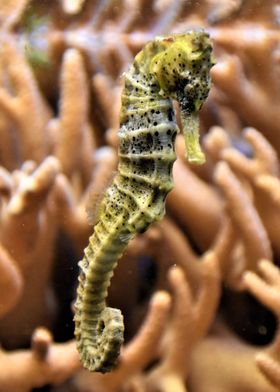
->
[0,0,280,391]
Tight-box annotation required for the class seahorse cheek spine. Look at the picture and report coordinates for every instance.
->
[74,31,214,373]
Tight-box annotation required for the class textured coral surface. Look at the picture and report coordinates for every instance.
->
[0,0,280,391]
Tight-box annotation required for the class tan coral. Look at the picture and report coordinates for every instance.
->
[52,146,118,253]
[211,23,280,153]
[167,157,222,250]
[244,260,280,389]
[0,108,16,170]
[207,126,280,257]
[53,47,95,185]
[92,73,123,148]
[141,252,220,392]
[221,127,279,180]
[203,125,232,164]
[214,160,272,288]
[0,1,279,392]
[0,0,30,31]
[189,325,277,392]
[61,0,86,15]
[0,35,52,164]
[0,157,61,347]
[0,242,23,318]
[0,328,80,392]
[254,175,280,255]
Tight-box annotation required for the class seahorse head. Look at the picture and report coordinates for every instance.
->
[150,30,215,164]
[150,30,214,113]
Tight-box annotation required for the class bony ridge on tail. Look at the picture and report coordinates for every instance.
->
[74,29,215,373]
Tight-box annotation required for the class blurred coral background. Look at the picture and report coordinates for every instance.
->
[0,0,280,391]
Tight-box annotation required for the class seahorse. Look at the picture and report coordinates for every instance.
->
[74,30,215,373]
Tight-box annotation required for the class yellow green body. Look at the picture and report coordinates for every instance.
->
[74,30,214,373]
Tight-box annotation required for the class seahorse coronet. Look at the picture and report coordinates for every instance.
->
[74,29,214,373]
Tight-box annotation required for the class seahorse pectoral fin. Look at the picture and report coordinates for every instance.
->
[181,111,205,165]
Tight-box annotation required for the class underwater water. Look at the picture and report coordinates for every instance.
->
[0,0,280,391]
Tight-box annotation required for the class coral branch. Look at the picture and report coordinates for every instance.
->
[61,0,86,15]
[222,127,279,180]
[211,24,280,152]
[255,175,280,206]
[214,161,272,285]
[243,260,280,318]
[256,353,280,389]
[7,156,59,215]
[0,242,23,317]
[144,253,220,391]
[54,48,94,180]
[244,259,280,389]
[167,158,222,250]
[0,35,51,163]
[0,329,80,392]
[0,0,30,31]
